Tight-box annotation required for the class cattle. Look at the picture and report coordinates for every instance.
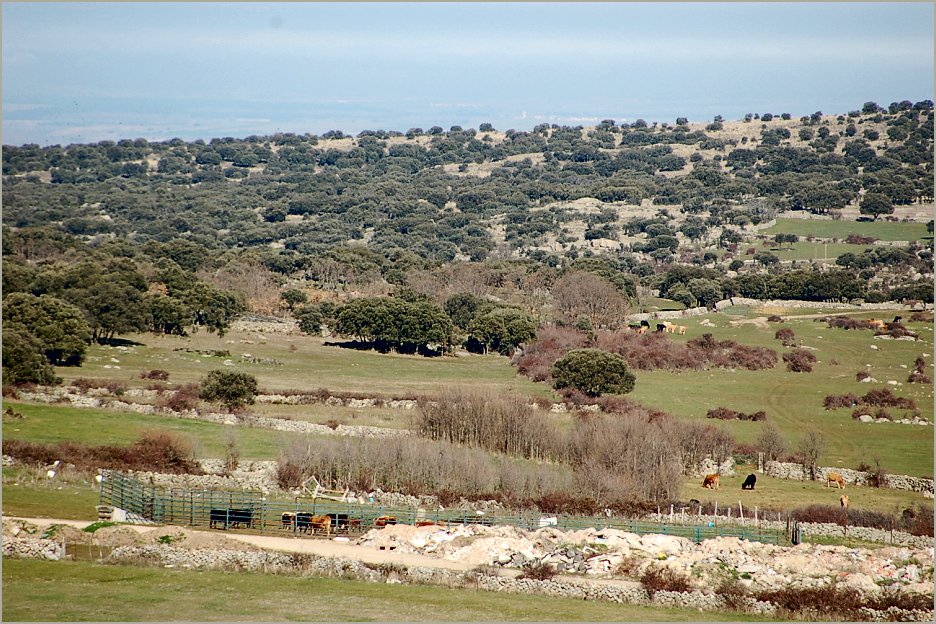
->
[415,520,445,527]
[640,320,650,328]
[677,325,687,335]
[826,472,846,489]
[281,512,295,529]
[656,323,667,333]
[228,508,254,529]
[374,515,397,527]
[295,512,331,535]
[840,495,849,510]
[867,319,886,330]
[209,509,229,529]
[741,474,757,490]
[702,474,720,489]
[327,513,360,533]
[628,323,642,332]
[209,508,253,530]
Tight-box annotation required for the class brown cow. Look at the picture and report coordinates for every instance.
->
[374,515,397,527]
[840,495,849,509]
[702,474,720,489]
[867,319,886,330]
[677,325,687,335]
[826,472,846,489]
[308,514,332,536]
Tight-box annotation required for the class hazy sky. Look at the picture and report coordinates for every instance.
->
[3,2,933,146]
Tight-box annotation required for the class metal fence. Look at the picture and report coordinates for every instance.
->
[99,470,790,545]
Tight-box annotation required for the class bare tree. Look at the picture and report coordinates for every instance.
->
[756,422,786,462]
[551,271,630,330]
[797,430,825,481]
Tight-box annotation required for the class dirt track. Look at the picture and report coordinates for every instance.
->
[4,516,484,572]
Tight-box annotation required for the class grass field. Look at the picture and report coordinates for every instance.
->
[2,468,101,520]
[770,241,876,262]
[2,401,291,460]
[763,218,930,242]
[679,468,925,516]
[2,559,768,621]
[11,304,930,521]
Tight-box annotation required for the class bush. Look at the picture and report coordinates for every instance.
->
[705,407,766,421]
[782,348,816,372]
[715,578,749,611]
[199,370,258,411]
[157,383,200,412]
[861,388,916,409]
[844,234,877,244]
[865,458,889,488]
[140,369,170,381]
[855,370,871,382]
[552,349,635,397]
[766,315,783,323]
[640,567,692,596]
[2,430,202,474]
[517,561,556,581]
[774,328,795,346]
[824,393,860,409]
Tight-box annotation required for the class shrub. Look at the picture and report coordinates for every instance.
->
[715,578,749,611]
[2,430,202,474]
[517,561,556,581]
[705,407,766,421]
[640,567,692,596]
[861,388,916,409]
[909,311,933,323]
[844,234,877,244]
[199,370,258,411]
[824,393,860,409]
[866,458,889,488]
[754,584,863,619]
[766,315,783,323]
[141,369,169,381]
[782,348,816,372]
[774,328,795,346]
[908,371,932,384]
[157,383,200,412]
[855,370,871,382]
[416,388,558,460]
[552,349,635,396]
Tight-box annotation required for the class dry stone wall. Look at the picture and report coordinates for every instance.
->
[764,461,934,494]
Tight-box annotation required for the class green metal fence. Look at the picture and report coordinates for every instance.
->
[99,470,789,545]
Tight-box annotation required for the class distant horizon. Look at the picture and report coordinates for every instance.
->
[3,2,933,147]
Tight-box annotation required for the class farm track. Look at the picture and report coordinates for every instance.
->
[3,515,645,590]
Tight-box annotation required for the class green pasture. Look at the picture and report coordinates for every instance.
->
[681,468,927,516]
[2,559,767,622]
[2,467,100,520]
[763,218,930,242]
[59,330,550,398]
[2,401,290,460]
[627,313,934,477]
[770,241,876,262]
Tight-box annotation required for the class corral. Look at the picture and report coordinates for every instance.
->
[98,470,791,545]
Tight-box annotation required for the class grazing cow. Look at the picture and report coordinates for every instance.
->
[656,323,667,333]
[826,472,846,489]
[677,325,687,335]
[628,323,642,332]
[741,474,757,490]
[281,512,295,529]
[840,495,849,510]
[374,515,397,527]
[867,319,886,330]
[892,316,903,325]
[702,474,720,489]
[640,320,650,328]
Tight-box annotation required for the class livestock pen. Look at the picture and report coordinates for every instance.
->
[98,470,791,545]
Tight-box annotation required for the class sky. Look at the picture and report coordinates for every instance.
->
[3,2,934,146]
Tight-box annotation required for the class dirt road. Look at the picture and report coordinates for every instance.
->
[4,516,484,573]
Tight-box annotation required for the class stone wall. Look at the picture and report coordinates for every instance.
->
[764,461,934,494]
[2,537,63,560]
